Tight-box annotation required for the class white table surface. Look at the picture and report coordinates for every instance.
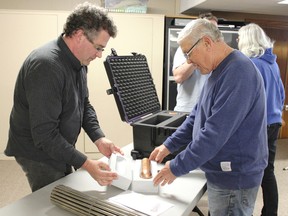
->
[0,143,207,216]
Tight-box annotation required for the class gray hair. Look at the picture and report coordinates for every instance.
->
[177,18,223,45]
[238,23,274,58]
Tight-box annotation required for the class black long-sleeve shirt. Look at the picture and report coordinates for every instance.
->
[5,35,105,171]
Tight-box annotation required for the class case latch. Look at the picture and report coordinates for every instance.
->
[106,87,117,95]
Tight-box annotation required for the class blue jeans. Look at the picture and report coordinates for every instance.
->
[207,181,259,216]
[15,157,72,192]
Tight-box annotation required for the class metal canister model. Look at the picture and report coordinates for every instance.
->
[140,158,152,179]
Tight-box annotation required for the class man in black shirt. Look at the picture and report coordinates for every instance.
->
[5,2,123,192]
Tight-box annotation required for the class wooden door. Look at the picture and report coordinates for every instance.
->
[246,19,288,138]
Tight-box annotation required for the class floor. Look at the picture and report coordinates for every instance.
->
[0,139,287,216]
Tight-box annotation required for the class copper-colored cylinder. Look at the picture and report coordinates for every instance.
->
[140,158,152,179]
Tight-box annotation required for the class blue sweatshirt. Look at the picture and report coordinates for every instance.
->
[164,50,268,190]
[251,48,285,125]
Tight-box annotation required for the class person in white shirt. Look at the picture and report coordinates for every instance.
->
[173,13,218,112]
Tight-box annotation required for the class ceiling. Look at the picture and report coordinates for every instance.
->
[180,0,288,17]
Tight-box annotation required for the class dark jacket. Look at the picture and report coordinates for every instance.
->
[5,35,105,171]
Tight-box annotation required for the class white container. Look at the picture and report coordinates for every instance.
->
[131,159,158,194]
[109,153,132,190]
[109,153,158,193]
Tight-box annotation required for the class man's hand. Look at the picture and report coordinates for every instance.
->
[153,161,176,186]
[82,159,118,186]
[94,137,123,158]
[149,144,170,163]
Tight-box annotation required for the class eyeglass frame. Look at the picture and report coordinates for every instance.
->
[83,32,105,52]
[183,37,202,60]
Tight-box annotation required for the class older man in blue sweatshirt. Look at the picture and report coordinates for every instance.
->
[149,19,268,216]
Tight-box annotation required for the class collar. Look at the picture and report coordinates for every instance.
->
[57,33,83,72]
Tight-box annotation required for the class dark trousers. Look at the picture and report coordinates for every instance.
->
[261,123,281,216]
[15,157,72,192]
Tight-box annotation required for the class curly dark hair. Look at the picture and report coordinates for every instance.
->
[63,2,117,40]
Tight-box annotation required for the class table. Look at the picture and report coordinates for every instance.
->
[0,144,207,216]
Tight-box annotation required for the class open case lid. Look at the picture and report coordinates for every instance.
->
[104,49,161,123]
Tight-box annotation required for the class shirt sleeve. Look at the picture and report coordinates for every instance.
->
[82,97,105,142]
[81,67,105,143]
[164,109,196,153]
[172,47,186,70]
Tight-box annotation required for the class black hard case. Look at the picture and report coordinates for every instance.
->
[104,51,188,161]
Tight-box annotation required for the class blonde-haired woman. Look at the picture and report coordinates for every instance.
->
[238,23,285,216]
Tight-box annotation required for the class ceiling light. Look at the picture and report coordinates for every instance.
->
[278,0,288,4]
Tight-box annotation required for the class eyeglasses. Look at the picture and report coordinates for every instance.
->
[183,38,202,60]
[84,34,105,52]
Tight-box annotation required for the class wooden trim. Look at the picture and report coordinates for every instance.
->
[245,19,288,30]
